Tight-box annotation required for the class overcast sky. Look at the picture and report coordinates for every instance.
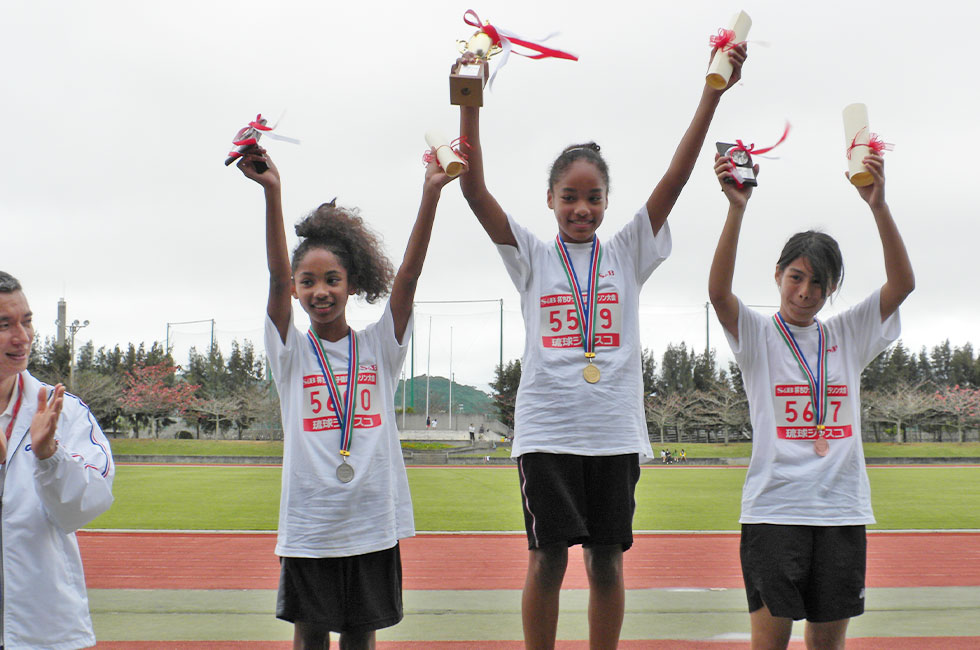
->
[4,1,975,394]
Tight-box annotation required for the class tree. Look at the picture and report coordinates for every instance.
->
[120,363,199,438]
[645,391,685,444]
[640,348,657,397]
[27,336,70,385]
[949,343,977,388]
[657,342,695,395]
[863,382,936,443]
[72,370,124,431]
[490,360,521,431]
[930,340,952,385]
[934,385,980,443]
[686,383,750,444]
[192,395,240,439]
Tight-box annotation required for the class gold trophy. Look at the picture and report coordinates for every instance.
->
[450,28,499,106]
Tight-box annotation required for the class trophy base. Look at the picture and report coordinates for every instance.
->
[450,62,488,107]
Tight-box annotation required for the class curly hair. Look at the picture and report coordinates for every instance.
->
[776,231,844,298]
[291,200,395,304]
[548,142,610,193]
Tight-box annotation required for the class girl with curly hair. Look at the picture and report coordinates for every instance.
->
[238,146,460,649]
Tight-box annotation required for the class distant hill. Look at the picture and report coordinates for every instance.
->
[395,375,494,415]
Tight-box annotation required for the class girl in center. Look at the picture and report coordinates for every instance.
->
[238,147,459,649]
[457,45,746,648]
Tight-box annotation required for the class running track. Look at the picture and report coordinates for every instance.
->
[80,530,980,590]
[81,531,980,648]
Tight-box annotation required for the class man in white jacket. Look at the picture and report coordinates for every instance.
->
[0,271,114,649]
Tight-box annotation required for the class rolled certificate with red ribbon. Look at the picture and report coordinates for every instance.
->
[424,130,466,178]
[706,10,751,90]
[843,103,893,187]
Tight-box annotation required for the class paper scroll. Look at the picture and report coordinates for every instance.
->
[424,130,465,177]
[843,103,873,187]
[706,10,752,90]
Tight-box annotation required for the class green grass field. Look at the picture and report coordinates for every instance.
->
[109,439,980,459]
[88,465,980,531]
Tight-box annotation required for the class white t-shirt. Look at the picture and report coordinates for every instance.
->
[498,206,671,461]
[726,290,900,525]
[265,304,415,557]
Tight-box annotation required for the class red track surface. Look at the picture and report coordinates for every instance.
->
[79,531,980,591]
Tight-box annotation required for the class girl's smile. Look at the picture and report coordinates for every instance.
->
[548,160,608,243]
[292,248,356,341]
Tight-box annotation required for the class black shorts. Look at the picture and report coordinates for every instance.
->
[276,544,403,634]
[740,524,867,623]
[517,452,641,551]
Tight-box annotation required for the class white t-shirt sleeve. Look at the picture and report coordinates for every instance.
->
[364,301,414,384]
[726,297,768,375]
[264,309,301,386]
[496,214,535,292]
[608,205,672,283]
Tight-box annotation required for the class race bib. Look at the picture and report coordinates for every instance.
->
[302,368,382,432]
[539,291,622,349]
[774,384,853,440]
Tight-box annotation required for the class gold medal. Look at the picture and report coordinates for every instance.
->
[583,363,600,384]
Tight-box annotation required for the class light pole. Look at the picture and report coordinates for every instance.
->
[68,319,89,392]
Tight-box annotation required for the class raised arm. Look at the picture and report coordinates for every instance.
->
[457,76,516,246]
[848,154,914,321]
[33,390,115,532]
[389,158,462,342]
[238,148,292,342]
[708,153,757,341]
[646,45,747,235]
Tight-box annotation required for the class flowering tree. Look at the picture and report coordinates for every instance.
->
[120,363,199,438]
[935,385,980,443]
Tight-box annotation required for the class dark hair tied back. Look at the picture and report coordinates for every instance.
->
[291,201,395,304]
[548,141,610,193]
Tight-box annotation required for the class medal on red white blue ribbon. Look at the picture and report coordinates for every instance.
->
[554,235,602,383]
[307,329,359,482]
[772,313,829,456]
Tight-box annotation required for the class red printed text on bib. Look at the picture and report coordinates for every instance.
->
[774,384,853,440]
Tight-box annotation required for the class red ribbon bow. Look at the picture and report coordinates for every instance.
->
[423,136,470,168]
[709,28,744,52]
[847,127,894,159]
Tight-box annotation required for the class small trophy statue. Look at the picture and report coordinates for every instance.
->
[225,116,269,173]
[450,29,498,107]
[716,142,758,187]
[224,114,300,173]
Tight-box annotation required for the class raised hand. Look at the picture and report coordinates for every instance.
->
[30,384,64,460]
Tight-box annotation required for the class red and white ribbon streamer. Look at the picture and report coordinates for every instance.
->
[226,113,300,163]
[462,10,577,89]
[725,122,791,188]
